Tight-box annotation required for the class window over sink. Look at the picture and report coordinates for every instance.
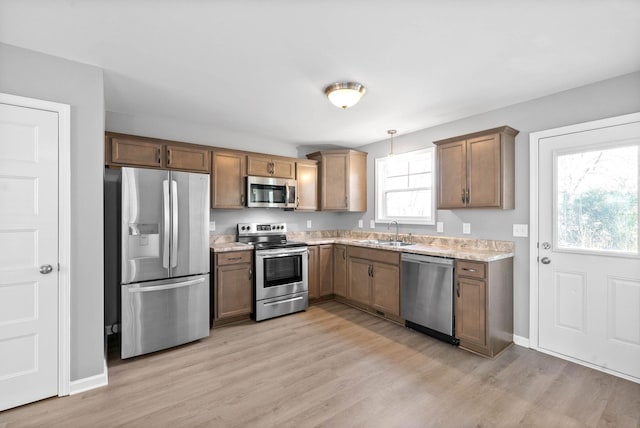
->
[375,148,435,225]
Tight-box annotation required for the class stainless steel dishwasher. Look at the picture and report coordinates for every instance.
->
[401,253,459,345]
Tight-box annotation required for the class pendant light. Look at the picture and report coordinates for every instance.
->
[387,129,397,156]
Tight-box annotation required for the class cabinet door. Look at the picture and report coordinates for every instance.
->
[347,257,371,306]
[467,133,501,207]
[111,137,163,168]
[217,263,252,319]
[371,262,400,316]
[211,151,246,208]
[246,155,272,177]
[295,162,318,211]
[347,151,367,212]
[436,140,466,209]
[318,245,334,296]
[166,145,210,172]
[455,277,487,348]
[322,153,348,210]
[333,245,347,297]
[273,159,295,179]
[247,156,295,179]
[307,245,319,299]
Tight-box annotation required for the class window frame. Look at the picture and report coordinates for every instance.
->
[374,147,436,225]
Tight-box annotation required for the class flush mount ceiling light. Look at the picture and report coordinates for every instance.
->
[324,82,366,109]
[388,129,397,156]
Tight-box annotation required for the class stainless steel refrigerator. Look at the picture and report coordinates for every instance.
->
[104,167,210,359]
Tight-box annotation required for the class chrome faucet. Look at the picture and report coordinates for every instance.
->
[388,220,399,243]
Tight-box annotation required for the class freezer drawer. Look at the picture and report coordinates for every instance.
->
[121,274,209,359]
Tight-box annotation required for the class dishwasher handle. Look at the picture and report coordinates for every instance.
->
[401,253,454,266]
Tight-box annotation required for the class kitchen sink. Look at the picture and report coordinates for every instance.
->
[356,239,414,247]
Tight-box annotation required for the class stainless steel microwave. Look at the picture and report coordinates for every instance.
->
[246,176,297,209]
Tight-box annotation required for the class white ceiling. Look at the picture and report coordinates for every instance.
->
[1,0,639,147]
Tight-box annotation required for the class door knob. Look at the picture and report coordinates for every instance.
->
[540,257,551,265]
[40,264,54,274]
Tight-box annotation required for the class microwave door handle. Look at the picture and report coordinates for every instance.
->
[170,179,178,268]
[162,179,170,268]
[285,184,290,208]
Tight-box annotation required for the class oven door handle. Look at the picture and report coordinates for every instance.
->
[256,248,308,257]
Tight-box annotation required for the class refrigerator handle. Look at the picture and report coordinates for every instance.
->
[162,180,170,268]
[171,180,178,268]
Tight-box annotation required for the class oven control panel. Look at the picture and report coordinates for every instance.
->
[237,222,288,235]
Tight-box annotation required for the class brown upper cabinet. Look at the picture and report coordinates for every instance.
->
[247,154,295,179]
[211,150,246,209]
[106,132,210,172]
[433,126,518,209]
[295,160,318,211]
[306,149,367,212]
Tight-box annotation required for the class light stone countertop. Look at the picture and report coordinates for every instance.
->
[209,242,253,253]
[298,237,513,262]
[210,234,513,262]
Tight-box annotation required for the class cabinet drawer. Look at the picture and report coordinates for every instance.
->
[348,246,399,266]
[216,251,252,266]
[456,260,485,279]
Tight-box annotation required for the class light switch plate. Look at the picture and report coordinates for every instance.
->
[370,220,376,229]
[436,222,444,233]
[306,220,312,229]
[462,223,471,234]
[513,224,529,237]
[209,221,215,231]
[358,219,364,228]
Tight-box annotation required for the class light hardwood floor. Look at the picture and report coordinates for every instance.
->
[1,301,639,427]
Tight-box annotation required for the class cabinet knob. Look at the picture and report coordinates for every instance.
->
[461,189,466,204]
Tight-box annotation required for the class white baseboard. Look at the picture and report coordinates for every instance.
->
[513,334,530,348]
[69,360,108,395]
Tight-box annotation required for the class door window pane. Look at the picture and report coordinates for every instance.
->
[556,144,639,254]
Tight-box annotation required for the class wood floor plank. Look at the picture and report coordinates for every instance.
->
[1,301,638,428]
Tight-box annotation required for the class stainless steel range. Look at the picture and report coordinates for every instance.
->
[237,223,308,321]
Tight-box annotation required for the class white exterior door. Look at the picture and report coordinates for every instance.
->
[537,117,640,382]
[0,103,59,410]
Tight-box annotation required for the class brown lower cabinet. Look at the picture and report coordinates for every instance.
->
[455,258,513,357]
[346,246,400,317]
[213,250,253,323]
[308,244,333,300]
[333,245,347,297]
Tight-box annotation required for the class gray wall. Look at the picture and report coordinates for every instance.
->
[0,43,105,381]
[110,71,640,340]
[301,71,640,339]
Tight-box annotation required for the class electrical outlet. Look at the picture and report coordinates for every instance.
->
[462,223,471,234]
[358,219,364,228]
[209,221,215,231]
[513,224,529,237]
[370,220,376,229]
[306,220,312,229]
[436,222,444,233]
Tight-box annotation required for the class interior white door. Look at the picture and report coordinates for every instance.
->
[0,103,59,410]
[538,119,640,381]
